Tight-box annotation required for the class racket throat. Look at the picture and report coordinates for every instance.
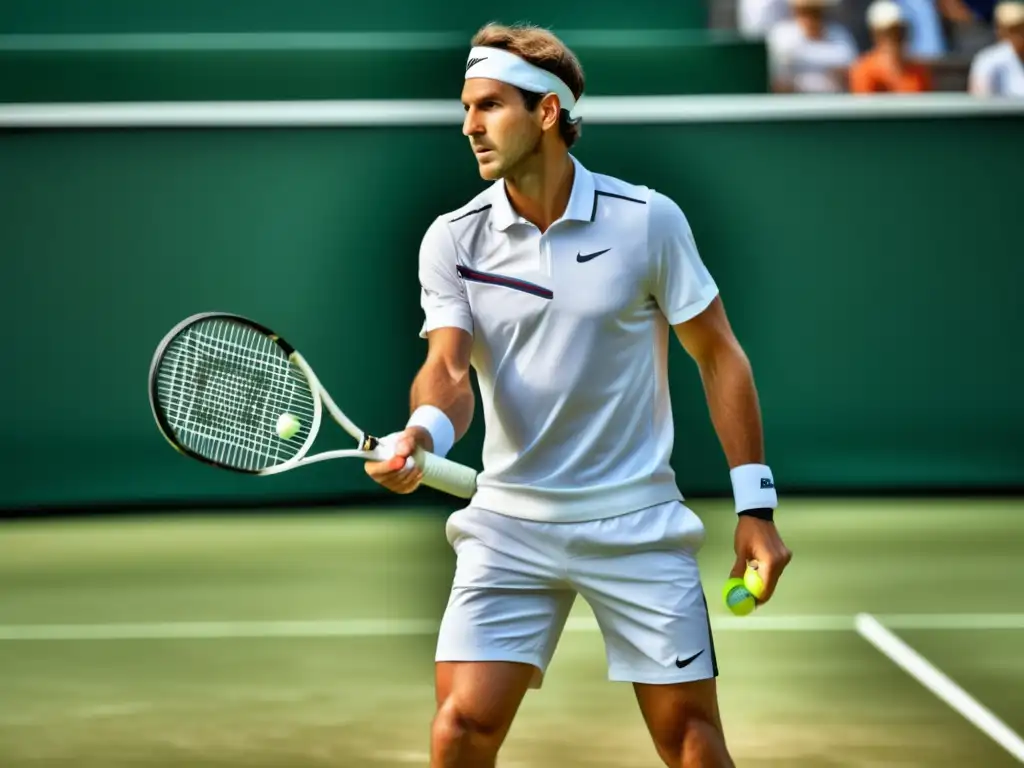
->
[359,433,379,452]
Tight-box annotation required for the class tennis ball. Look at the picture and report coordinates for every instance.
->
[722,577,756,617]
[744,564,766,601]
[275,413,301,440]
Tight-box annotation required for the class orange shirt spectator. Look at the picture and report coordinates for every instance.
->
[850,0,934,92]
[850,50,934,91]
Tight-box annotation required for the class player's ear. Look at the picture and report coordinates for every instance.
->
[539,93,562,132]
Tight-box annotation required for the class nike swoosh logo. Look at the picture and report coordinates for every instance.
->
[675,650,705,669]
[466,56,488,72]
[576,248,611,263]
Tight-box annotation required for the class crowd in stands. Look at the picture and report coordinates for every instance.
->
[735,0,1024,93]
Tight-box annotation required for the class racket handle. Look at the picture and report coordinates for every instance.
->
[414,447,478,499]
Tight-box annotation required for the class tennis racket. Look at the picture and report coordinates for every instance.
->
[148,312,478,498]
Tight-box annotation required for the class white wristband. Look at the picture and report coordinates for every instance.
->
[730,463,778,514]
[406,405,455,458]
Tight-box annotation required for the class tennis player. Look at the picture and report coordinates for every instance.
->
[366,22,793,768]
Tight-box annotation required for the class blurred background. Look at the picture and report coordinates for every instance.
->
[1,0,1023,766]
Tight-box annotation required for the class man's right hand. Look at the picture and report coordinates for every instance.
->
[364,426,434,494]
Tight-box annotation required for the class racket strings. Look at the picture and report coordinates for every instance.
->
[165,336,307,432]
[160,331,279,466]
[169,326,312,468]
[155,318,316,470]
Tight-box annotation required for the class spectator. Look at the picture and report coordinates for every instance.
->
[968,0,1024,94]
[939,0,999,53]
[833,0,945,56]
[850,0,935,91]
[943,0,998,26]
[767,0,860,92]
[896,0,949,58]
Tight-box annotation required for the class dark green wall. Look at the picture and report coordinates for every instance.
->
[1,115,1021,510]
[0,32,767,102]
[0,1,706,34]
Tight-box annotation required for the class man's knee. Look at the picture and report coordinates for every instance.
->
[651,706,729,768]
[431,698,507,759]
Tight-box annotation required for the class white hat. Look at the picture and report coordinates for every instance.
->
[867,0,906,28]
[995,0,1024,26]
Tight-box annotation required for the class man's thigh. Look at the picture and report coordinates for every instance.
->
[436,507,576,689]
[436,586,576,688]
[633,678,724,736]
[634,678,733,767]
[431,662,538,767]
[569,501,717,685]
[434,661,537,728]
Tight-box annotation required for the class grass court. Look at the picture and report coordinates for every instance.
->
[2,498,1022,766]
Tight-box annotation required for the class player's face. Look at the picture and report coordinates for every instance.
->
[462,79,544,181]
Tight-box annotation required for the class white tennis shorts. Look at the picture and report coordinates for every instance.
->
[435,500,718,688]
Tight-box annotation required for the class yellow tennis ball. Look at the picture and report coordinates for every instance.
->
[722,577,756,617]
[744,564,766,600]
[275,413,301,440]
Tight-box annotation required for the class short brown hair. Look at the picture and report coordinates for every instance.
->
[471,22,585,148]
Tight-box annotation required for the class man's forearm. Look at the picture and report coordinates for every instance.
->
[698,345,766,469]
[410,360,475,442]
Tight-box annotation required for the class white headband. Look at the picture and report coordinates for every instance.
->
[464,46,579,116]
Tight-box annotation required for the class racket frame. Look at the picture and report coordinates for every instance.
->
[148,312,435,475]
[258,352,395,475]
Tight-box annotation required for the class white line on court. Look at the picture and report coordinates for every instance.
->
[568,615,856,633]
[0,613,1021,641]
[855,613,1024,764]
[0,615,852,641]
[878,613,1024,631]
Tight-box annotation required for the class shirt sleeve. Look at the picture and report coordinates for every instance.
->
[648,192,720,325]
[738,0,789,38]
[849,57,876,93]
[766,27,794,86]
[417,217,474,339]
[968,49,995,95]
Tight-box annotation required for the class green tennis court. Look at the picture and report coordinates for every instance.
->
[2,498,1022,767]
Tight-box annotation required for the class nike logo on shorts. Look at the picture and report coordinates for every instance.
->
[675,649,705,668]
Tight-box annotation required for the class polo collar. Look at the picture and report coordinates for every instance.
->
[490,155,596,231]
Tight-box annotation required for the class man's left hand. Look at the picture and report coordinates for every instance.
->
[731,516,793,604]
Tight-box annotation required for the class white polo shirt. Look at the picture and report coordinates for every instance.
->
[969,41,1024,97]
[418,156,719,523]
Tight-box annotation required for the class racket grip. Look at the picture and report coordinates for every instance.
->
[414,447,478,499]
